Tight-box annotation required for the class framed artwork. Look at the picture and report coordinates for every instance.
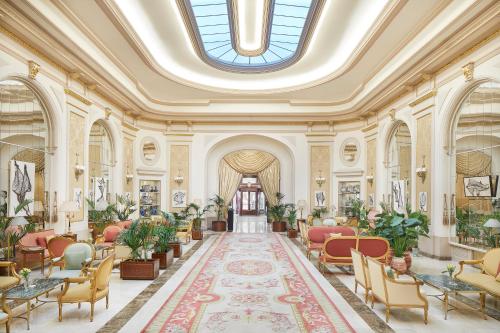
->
[0,190,7,217]
[314,191,326,207]
[368,193,375,208]
[9,160,35,217]
[73,188,83,210]
[463,176,493,197]
[92,177,108,209]
[172,190,187,208]
[391,180,405,213]
[418,192,427,212]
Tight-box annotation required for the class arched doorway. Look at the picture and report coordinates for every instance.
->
[0,79,52,229]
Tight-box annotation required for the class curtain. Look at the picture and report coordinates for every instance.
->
[456,151,491,176]
[223,150,275,174]
[219,159,243,205]
[258,159,280,206]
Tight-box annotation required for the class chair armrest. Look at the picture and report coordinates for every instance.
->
[0,261,15,268]
[456,259,483,276]
[64,276,91,284]
[0,262,20,279]
[51,256,63,263]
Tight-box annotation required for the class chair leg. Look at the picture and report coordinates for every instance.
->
[90,302,94,322]
[106,294,109,309]
[6,320,10,333]
[354,281,358,293]
[385,307,390,323]
[424,307,428,324]
[306,250,310,260]
[364,289,369,304]
[371,295,375,309]
[58,303,62,322]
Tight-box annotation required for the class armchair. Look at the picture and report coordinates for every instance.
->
[351,249,371,303]
[0,262,20,291]
[47,236,75,270]
[47,242,95,279]
[456,247,500,299]
[0,293,11,333]
[366,257,428,323]
[57,254,115,322]
[176,220,193,244]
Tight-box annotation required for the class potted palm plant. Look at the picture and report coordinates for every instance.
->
[210,194,227,232]
[287,204,298,238]
[112,194,136,223]
[187,203,212,239]
[151,223,175,269]
[0,200,35,260]
[268,192,288,232]
[163,211,183,258]
[311,207,328,225]
[87,198,115,241]
[118,220,159,280]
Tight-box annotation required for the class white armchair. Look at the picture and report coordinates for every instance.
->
[351,249,370,303]
[366,256,428,324]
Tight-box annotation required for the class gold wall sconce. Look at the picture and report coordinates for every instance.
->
[315,170,326,187]
[416,155,427,183]
[174,169,184,186]
[366,168,374,184]
[74,153,85,181]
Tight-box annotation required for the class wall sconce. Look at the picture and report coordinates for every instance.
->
[74,153,85,181]
[416,155,427,183]
[125,164,134,184]
[315,170,326,187]
[174,169,184,186]
[366,168,374,184]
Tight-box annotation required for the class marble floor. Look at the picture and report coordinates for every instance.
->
[233,214,268,233]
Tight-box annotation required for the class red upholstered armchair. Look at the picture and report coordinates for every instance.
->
[47,236,75,271]
[306,226,355,260]
[319,236,389,273]
[95,225,122,248]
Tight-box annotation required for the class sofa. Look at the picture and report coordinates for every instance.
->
[456,247,500,299]
[319,236,390,272]
[306,226,356,259]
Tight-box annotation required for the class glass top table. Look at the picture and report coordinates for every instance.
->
[4,278,64,330]
[415,274,486,320]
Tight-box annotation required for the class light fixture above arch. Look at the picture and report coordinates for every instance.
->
[177,0,324,73]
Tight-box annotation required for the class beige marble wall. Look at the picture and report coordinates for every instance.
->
[416,114,432,217]
[366,139,376,205]
[69,111,85,221]
[123,136,134,193]
[169,144,189,212]
[310,146,330,210]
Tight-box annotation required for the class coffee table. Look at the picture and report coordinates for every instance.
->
[3,278,64,330]
[415,274,486,320]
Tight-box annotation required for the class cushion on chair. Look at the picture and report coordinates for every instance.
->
[64,243,93,270]
[308,226,355,243]
[457,272,500,296]
[49,270,82,279]
[358,238,389,258]
[482,248,500,277]
[0,276,19,290]
[59,282,108,302]
[103,226,122,242]
[48,237,74,258]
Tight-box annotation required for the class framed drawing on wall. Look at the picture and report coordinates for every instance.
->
[314,191,326,207]
[172,190,187,208]
[392,180,405,213]
[92,177,108,209]
[368,193,375,208]
[9,160,35,217]
[463,176,493,197]
[418,192,427,212]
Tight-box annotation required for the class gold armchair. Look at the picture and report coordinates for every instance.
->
[0,293,11,333]
[456,248,500,299]
[57,254,115,322]
[0,262,20,291]
[176,220,193,244]
[366,257,428,324]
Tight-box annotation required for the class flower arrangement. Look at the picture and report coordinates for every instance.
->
[19,267,31,289]
[442,264,456,279]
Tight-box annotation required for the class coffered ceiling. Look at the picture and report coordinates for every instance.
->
[0,0,498,122]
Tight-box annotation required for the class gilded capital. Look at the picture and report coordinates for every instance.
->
[28,60,40,80]
[462,62,474,82]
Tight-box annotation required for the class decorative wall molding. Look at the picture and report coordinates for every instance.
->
[409,89,436,107]
[64,88,91,105]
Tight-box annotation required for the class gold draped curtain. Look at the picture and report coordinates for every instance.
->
[456,151,492,212]
[219,150,280,207]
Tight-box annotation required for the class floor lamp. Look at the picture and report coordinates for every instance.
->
[59,201,79,234]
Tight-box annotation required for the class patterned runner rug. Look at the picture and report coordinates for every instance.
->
[122,233,372,333]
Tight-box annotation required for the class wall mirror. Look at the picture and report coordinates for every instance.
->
[340,138,360,166]
[141,137,159,165]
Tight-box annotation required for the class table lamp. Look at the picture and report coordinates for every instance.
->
[483,218,500,247]
[297,200,307,219]
[59,201,79,234]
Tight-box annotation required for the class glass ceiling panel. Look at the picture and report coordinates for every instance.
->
[186,0,316,72]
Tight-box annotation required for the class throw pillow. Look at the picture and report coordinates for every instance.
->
[36,236,47,248]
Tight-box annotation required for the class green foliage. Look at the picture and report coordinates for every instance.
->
[117,220,156,261]
[210,194,226,221]
[112,195,136,221]
[86,198,115,235]
[346,198,365,218]
[311,207,328,219]
[287,204,297,229]
[0,200,35,259]
[268,192,291,222]
[186,203,212,231]
[153,224,176,253]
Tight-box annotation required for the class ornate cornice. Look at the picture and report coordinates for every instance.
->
[64,88,91,105]
[409,89,437,107]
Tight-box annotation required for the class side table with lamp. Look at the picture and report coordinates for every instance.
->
[59,201,79,240]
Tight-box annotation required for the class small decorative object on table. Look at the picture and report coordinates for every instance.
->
[19,268,31,290]
[442,264,457,285]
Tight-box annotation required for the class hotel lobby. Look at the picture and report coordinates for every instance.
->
[0,0,499,332]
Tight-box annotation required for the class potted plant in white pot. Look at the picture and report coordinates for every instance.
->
[152,223,175,269]
[210,194,226,232]
[118,220,159,280]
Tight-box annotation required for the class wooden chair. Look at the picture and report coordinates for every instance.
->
[47,242,95,279]
[366,257,428,324]
[351,249,371,303]
[0,293,11,333]
[57,254,115,322]
[47,236,75,271]
[0,262,20,291]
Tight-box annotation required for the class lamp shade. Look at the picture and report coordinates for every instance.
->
[297,200,307,209]
[10,216,29,226]
[483,218,500,228]
[59,200,79,213]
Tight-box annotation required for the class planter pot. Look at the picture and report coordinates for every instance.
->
[391,256,407,273]
[168,242,183,258]
[120,259,160,280]
[152,249,174,269]
[287,229,298,238]
[192,230,203,240]
[212,220,227,232]
[387,249,412,270]
[272,221,287,232]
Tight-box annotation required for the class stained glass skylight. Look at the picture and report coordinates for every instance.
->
[182,0,321,72]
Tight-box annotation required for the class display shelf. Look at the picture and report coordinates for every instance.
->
[139,180,161,218]
[338,181,360,217]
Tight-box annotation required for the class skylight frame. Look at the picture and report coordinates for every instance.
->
[178,0,324,73]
